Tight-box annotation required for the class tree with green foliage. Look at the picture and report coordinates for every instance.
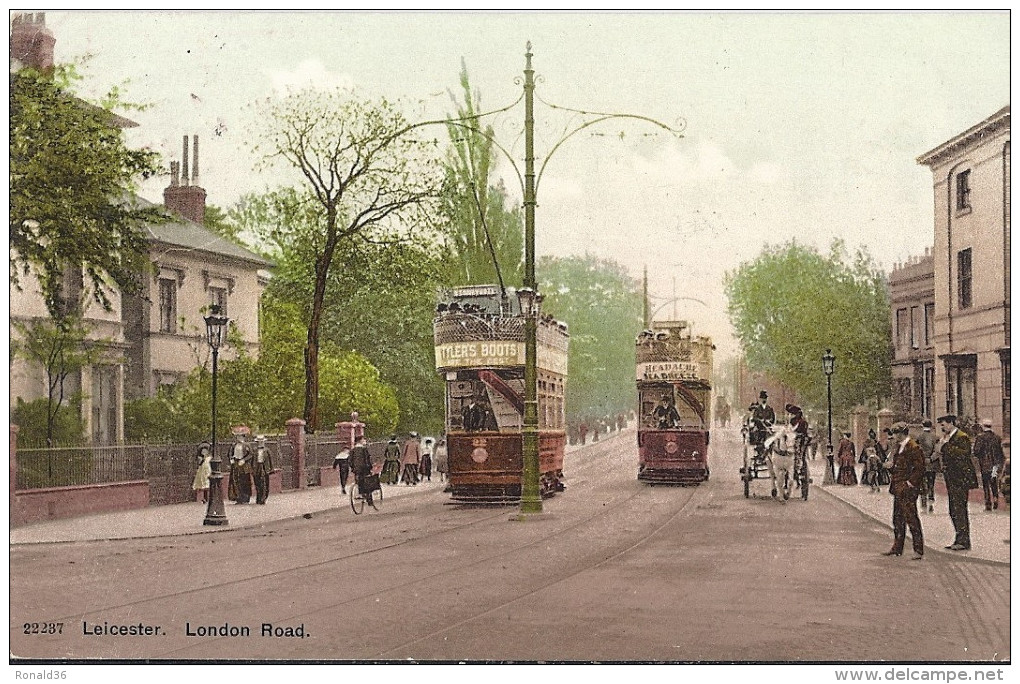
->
[724,239,891,415]
[229,186,445,434]
[11,315,110,446]
[124,294,399,442]
[248,88,447,432]
[442,60,524,290]
[538,254,644,422]
[9,65,165,316]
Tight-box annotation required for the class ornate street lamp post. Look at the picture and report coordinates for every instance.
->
[822,349,835,485]
[203,304,229,526]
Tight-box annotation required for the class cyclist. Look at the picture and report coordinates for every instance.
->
[349,436,376,506]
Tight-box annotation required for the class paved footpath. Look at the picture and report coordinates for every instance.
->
[817,469,1011,565]
[10,477,448,545]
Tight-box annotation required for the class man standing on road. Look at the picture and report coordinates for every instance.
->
[882,422,925,560]
[973,418,1005,511]
[916,420,939,513]
[937,415,977,551]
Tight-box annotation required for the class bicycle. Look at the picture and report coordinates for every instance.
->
[350,474,382,515]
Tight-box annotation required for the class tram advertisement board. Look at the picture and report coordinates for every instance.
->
[436,340,525,369]
[636,361,707,382]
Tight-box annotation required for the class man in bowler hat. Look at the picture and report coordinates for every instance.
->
[938,415,977,550]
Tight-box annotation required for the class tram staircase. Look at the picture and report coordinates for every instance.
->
[481,379,524,431]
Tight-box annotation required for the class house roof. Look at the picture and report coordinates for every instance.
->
[916,105,1011,167]
[134,195,271,267]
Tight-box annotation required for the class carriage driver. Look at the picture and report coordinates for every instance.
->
[747,391,776,459]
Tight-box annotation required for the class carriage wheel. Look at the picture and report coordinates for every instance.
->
[350,483,364,515]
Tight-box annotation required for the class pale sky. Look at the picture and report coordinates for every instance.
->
[43,10,1011,358]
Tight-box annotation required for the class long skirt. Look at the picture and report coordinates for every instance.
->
[837,464,858,486]
[420,454,432,480]
[401,463,420,485]
[382,460,401,485]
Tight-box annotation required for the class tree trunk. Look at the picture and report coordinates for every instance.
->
[303,323,321,434]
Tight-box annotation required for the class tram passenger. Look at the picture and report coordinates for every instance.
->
[652,394,681,429]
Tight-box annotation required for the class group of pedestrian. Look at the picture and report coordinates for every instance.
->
[879,414,1006,560]
[567,413,630,445]
[193,431,277,506]
[345,431,449,492]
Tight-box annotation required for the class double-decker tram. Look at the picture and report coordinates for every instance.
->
[433,285,569,502]
[635,320,714,484]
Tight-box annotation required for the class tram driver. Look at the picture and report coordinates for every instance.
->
[652,394,682,430]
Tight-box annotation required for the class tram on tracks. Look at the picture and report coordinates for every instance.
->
[433,284,569,502]
[635,320,714,484]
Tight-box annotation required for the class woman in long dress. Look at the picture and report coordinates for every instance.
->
[836,432,858,485]
[434,438,448,482]
[192,442,212,503]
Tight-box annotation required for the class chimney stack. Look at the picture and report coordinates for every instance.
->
[10,12,55,73]
[163,133,207,224]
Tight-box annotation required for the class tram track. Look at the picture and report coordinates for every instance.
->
[151,432,668,658]
[15,431,651,658]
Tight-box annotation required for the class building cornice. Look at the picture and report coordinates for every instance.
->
[917,106,1010,167]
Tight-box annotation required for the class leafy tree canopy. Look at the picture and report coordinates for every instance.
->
[246,88,447,431]
[538,254,643,422]
[724,239,891,415]
[124,294,399,442]
[9,65,165,316]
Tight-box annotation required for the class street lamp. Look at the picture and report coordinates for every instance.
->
[203,304,229,526]
[822,349,835,485]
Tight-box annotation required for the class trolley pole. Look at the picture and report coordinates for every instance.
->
[520,42,542,514]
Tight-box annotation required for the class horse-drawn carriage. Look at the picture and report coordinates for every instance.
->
[741,412,811,501]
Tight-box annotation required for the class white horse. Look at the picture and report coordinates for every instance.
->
[763,425,798,501]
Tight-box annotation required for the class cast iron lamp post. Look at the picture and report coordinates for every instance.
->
[822,348,835,485]
[203,304,229,526]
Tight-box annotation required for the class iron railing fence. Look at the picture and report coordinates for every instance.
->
[16,445,147,490]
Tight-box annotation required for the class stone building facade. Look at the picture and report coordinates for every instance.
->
[917,106,1010,438]
[888,250,936,422]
